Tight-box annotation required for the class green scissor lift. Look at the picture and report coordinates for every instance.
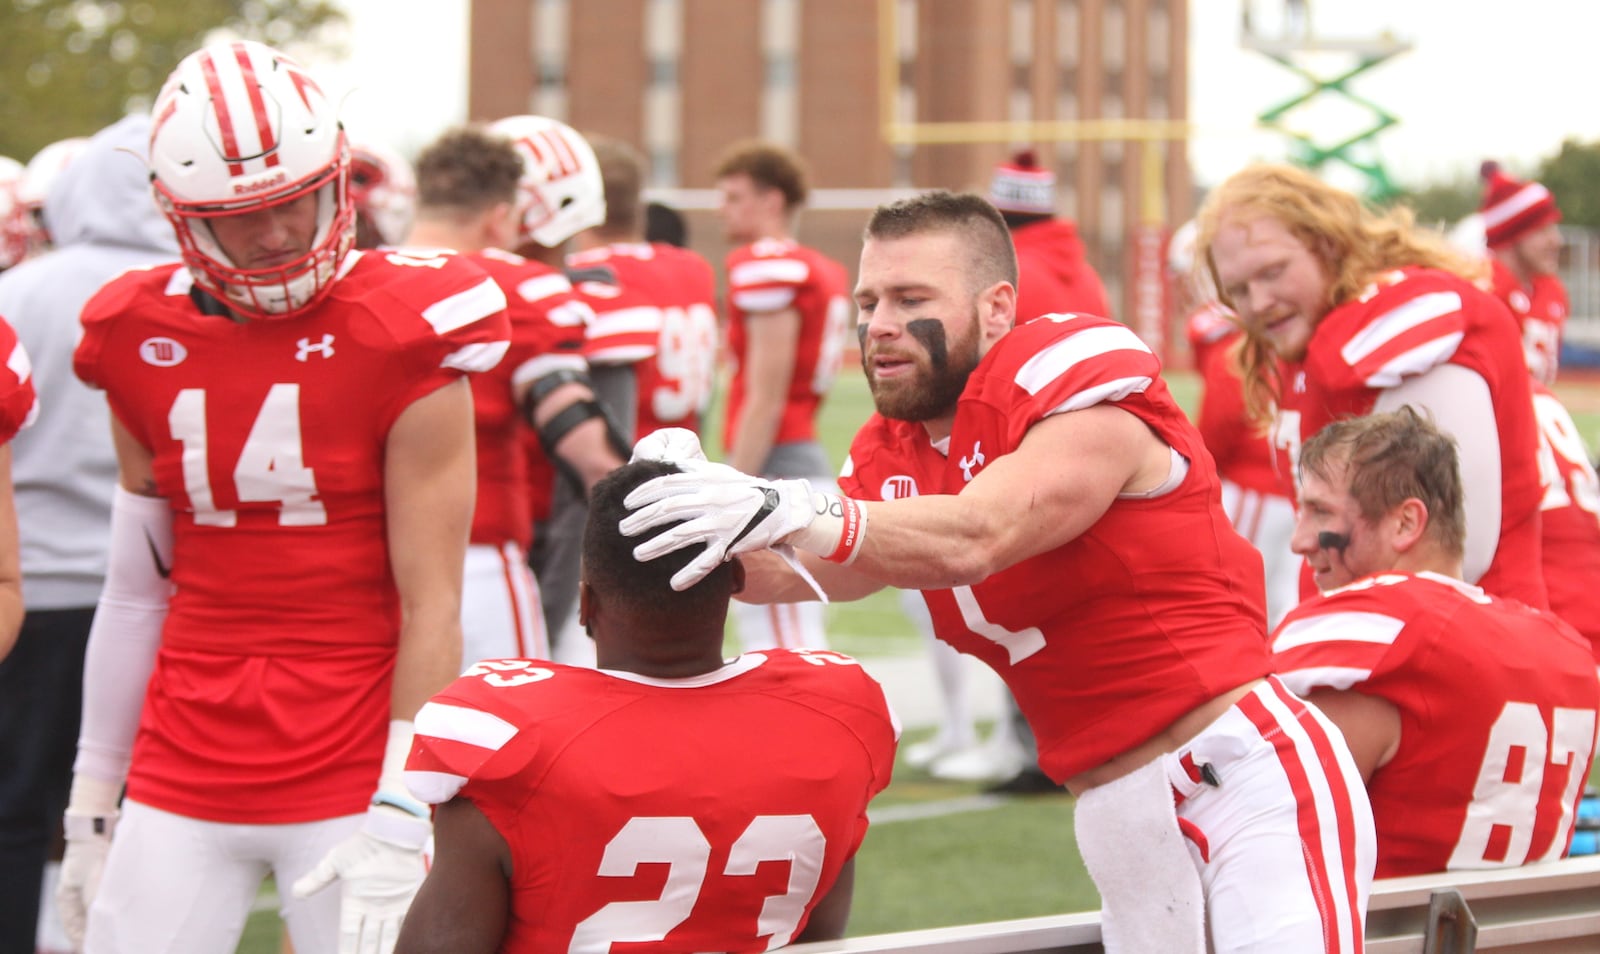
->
[1241,21,1412,202]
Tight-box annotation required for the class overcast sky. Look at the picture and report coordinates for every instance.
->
[307,0,1595,192]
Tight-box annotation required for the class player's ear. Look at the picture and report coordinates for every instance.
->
[578,580,596,628]
[1391,498,1429,552]
[728,555,747,597]
[979,279,1016,342]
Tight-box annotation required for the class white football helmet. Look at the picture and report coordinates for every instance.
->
[0,156,26,269]
[148,40,353,320]
[348,137,417,247]
[488,114,605,249]
[17,137,88,255]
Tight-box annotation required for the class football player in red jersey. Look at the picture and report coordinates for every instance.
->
[622,192,1375,953]
[489,114,628,669]
[1199,163,1547,610]
[1273,408,1598,876]
[538,137,719,658]
[396,459,898,953]
[714,140,850,652]
[0,316,34,655]
[53,41,511,954]
[409,127,625,669]
[1478,161,1568,386]
[1168,222,1297,629]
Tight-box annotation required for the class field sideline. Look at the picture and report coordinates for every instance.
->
[232,364,1600,951]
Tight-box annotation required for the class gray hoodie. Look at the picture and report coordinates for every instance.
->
[0,114,179,608]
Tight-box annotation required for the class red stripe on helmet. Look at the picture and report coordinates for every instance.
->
[198,49,246,178]
[233,44,280,169]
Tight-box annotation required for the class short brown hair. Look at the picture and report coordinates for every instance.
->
[1298,406,1466,557]
[864,190,1019,296]
[589,135,646,237]
[414,126,522,214]
[713,140,808,210]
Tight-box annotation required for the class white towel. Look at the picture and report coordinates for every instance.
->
[1075,757,1207,953]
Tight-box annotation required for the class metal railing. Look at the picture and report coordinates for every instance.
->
[786,856,1600,954]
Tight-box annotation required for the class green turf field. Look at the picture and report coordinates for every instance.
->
[232,365,1600,950]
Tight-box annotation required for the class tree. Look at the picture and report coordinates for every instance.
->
[1539,138,1600,229]
[1387,174,1480,232]
[0,0,346,162]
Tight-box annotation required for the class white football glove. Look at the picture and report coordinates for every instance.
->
[620,459,819,591]
[291,801,431,954]
[629,426,708,464]
[58,809,117,948]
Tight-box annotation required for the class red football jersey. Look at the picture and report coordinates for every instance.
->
[405,650,898,953]
[467,249,590,548]
[567,241,719,437]
[1489,258,1568,386]
[0,316,37,442]
[841,314,1270,782]
[1273,267,1546,608]
[1532,385,1600,657]
[722,239,850,452]
[1186,305,1281,497]
[73,250,511,823]
[1272,571,1599,877]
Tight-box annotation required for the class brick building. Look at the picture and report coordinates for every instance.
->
[467,0,1192,352]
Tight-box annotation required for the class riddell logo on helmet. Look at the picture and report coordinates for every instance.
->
[233,171,288,196]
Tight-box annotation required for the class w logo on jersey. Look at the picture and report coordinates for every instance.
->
[880,475,918,499]
[140,337,188,367]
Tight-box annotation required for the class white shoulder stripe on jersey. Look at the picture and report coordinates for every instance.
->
[516,272,574,303]
[164,268,195,297]
[586,344,656,365]
[730,257,809,287]
[442,340,510,373]
[402,768,467,806]
[1015,324,1152,397]
[512,352,589,390]
[415,700,520,751]
[1275,665,1375,695]
[589,305,665,337]
[7,340,31,383]
[1338,290,1462,366]
[1271,610,1405,653]
[423,277,508,336]
[1047,376,1153,413]
[1360,332,1464,389]
[732,286,799,314]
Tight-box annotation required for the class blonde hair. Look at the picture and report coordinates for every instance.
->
[1195,164,1485,424]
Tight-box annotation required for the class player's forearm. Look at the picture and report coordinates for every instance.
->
[391,613,463,719]
[735,549,884,604]
[727,393,783,476]
[0,582,20,662]
[551,417,626,491]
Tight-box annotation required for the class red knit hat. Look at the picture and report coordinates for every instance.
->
[1479,161,1560,249]
[989,150,1056,215]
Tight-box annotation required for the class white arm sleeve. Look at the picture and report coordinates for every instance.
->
[1372,364,1501,583]
[72,488,174,784]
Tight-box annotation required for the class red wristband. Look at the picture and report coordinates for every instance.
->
[824,497,867,565]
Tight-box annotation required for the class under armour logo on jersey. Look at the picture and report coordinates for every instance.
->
[881,475,919,499]
[958,442,986,482]
[1293,370,1307,394]
[296,334,335,362]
